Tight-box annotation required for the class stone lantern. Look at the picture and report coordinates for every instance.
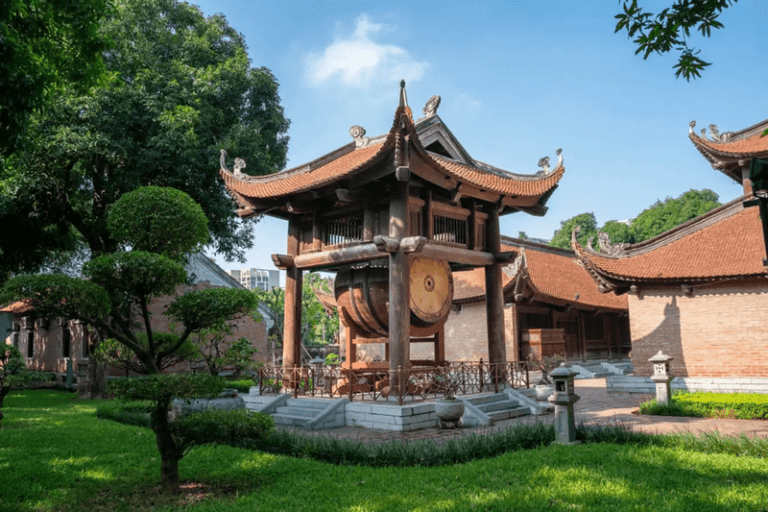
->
[548,363,580,444]
[649,350,674,405]
[77,359,90,397]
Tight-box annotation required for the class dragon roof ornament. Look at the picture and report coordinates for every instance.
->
[689,120,732,143]
[349,125,369,148]
[537,148,563,175]
[422,95,441,117]
[220,149,247,178]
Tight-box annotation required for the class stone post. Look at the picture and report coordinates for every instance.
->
[548,364,580,444]
[649,350,674,405]
[77,359,90,398]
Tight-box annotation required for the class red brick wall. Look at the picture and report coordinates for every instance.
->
[629,279,768,377]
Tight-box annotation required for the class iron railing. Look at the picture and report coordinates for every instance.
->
[257,360,529,405]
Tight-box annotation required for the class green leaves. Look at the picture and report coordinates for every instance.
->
[5,0,290,265]
[549,213,598,250]
[167,288,258,333]
[1,274,110,321]
[107,186,209,260]
[107,372,225,402]
[550,189,721,250]
[614,0,737,80]
[84,251,187,299]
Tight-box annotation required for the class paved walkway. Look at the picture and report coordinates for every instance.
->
[279,379,768,444]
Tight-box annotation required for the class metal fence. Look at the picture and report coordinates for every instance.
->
[257,360,529,405]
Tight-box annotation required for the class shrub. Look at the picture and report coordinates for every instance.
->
[171,409,274,455]
[225,379,256,393]
[96,400,152,428]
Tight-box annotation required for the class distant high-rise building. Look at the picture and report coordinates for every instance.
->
[226,268,280,291]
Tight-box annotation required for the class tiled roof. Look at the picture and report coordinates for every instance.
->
[221,90,564,207]
[429,154,565,198]
[573,200,768,284]
[690,130,768,158]
[0,300,34,314]
[222,143,385,199]
[453,242,627,311]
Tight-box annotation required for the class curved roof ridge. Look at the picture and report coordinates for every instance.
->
[571,200,768,288]
[500,236,573,257]
[578,196,746,260]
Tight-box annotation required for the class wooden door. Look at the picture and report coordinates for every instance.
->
[556,320,579,359]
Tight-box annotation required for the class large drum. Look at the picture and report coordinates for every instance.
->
[335,258,454,338]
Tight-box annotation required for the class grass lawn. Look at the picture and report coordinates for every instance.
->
[641,391,768,420]
[2,390,768,512]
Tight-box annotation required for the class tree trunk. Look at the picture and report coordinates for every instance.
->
[151,397,181,493]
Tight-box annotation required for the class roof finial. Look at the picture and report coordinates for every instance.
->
[399,79,408,108]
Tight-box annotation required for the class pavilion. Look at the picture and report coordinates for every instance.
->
[220,82,564,397]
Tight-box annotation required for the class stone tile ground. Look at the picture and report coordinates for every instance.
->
[277,378,768,444]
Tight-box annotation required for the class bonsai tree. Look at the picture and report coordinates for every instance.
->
[1,186,258,492]
[534,354,565,385]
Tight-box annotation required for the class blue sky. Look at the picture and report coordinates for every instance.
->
[193,0,768,283]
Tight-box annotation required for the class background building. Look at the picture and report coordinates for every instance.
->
[227,268,280,291]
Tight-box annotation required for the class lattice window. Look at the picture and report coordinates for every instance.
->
[433,215,467,245]
[324,216,363,246]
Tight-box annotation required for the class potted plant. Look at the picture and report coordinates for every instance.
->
[433,376,464,428]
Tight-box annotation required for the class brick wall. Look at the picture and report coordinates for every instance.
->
[5,281,269,378]
[629,279,768,378]
[411,302,518,362]
[144,282,270,373]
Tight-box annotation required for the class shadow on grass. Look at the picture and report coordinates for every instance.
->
[3,391,768,512]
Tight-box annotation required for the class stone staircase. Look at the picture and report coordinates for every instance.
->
[566,358,633,379]
[461,392,529,426]
[243,388,347,430]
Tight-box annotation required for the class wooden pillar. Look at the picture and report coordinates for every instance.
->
[389,177,410,397]
[343,323,356,369]
[282,218,303,371]
[435,328,445,364]
[485,207,507,369]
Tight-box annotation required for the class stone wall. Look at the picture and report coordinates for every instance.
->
[628,279,768,378]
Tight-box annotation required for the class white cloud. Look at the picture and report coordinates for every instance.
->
[305,14,429,88]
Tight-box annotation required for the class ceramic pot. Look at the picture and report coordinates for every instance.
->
[435,398,465,428]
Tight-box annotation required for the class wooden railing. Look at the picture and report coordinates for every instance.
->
[257,360,529,405]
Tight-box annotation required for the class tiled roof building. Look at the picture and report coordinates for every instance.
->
[434,238,629,363]
[221,82,566,374]
[573,118,768,380]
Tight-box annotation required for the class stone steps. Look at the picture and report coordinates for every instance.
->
[272,398,339,428]
[462,392,529,425]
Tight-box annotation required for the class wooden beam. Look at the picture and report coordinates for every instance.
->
[292,243,383,269]
[271,254,294,269]
[401,236,427,253]
[373,235,400,253]
[418,243,495,266]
